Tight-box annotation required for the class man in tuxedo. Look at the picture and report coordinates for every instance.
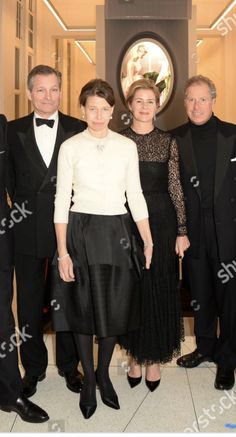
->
[7,65,86,398]
[172,75,236,390]
[0,113,48,422]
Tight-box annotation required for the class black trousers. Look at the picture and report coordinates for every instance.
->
[0,269,22,404]
[185,209,236,369]
[15,253,79,376]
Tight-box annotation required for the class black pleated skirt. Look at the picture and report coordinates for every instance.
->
[119,192,184,364]
[51,212,141,337]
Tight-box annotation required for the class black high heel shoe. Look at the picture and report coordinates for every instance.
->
[127,374,142,388]
[95,370,120,410]
[80,402,97,420]
[79,384,97,419]
[145,378,161,392]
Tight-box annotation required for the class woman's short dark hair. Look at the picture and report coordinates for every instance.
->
[79,79,115,107]
[27,65,62,91]
[126,78,160,108]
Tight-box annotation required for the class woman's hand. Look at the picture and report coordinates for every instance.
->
[58,255,75,282]
[144,244,153,269]
[175,235,190,258]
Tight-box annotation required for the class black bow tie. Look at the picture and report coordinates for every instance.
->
[35,118,55,128]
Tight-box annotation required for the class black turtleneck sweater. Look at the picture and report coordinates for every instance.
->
[190,115,217,209]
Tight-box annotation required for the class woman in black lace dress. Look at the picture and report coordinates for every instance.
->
[119,79,190,391]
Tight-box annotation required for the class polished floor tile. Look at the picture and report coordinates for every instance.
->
[1,318,235,433]
[124,367,197,433]
[186,368,236,433]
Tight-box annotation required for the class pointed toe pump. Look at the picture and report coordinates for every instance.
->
[127,373,142,388]
[95,370,120,410]
[145,378,161,392]
[79,402,97,419]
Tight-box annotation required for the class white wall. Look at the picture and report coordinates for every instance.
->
[196,10,236,124]
[0,0,19,118]
[196,36,225,120]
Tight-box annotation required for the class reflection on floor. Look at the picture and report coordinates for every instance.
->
[1,318,236,433]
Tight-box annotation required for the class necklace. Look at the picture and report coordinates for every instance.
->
[96,141,105,152]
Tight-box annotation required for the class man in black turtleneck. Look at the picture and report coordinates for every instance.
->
[171,75,236,391]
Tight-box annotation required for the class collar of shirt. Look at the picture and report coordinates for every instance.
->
[33,111,59,167]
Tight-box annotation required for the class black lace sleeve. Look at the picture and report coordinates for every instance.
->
[168,136,187,235]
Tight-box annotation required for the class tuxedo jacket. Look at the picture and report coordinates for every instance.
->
[7,112,86,258]
[171,116,236,261]
[0,114,13,269]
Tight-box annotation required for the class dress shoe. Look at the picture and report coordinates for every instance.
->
[79,384,97,419]
[127,373,142,388]
[145,378,161,392]
[0,394,49,423]
[22,372,46,398]
[214,367,235,390]
[95,370,120,410]
[58,369,83,393]
[177,350,212,368]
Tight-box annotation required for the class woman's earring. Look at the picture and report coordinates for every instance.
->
[110,115,113,120]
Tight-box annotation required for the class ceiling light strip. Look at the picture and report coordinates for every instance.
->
[77,40,96,43]
[43,0,96,32]
[75,41,94,64]
[211,0,236,29]
[197,0,236,31]
[43,0,67,31]
[196,39,203,47]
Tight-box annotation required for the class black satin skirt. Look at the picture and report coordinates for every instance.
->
[51,212,141,337]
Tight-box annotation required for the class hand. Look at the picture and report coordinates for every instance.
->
[175,235,190,258]
[58,255,75,282]
[144,245,153,269]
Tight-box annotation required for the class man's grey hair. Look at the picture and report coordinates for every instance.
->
[27,65,62,91]
[184,75,217,99]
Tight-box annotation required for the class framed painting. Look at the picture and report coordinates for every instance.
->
[118,35,175,113]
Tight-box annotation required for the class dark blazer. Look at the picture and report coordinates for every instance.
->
[171,116,236,261]
[7,112,86,258]
[0,114,13,269]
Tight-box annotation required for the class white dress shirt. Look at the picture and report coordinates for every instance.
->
[33,111,59,167]
[54,128,148,223]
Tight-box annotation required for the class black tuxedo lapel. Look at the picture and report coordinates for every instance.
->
[18,123,47,178]
[39,114,79,191]
[179,128,201,199]
[214,130,235,201]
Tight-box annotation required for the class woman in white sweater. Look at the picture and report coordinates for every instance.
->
[53,79,152,419]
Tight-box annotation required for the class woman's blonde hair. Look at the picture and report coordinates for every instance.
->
[126,78,160,108]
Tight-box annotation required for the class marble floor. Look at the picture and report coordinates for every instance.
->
[0,318,236,433]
